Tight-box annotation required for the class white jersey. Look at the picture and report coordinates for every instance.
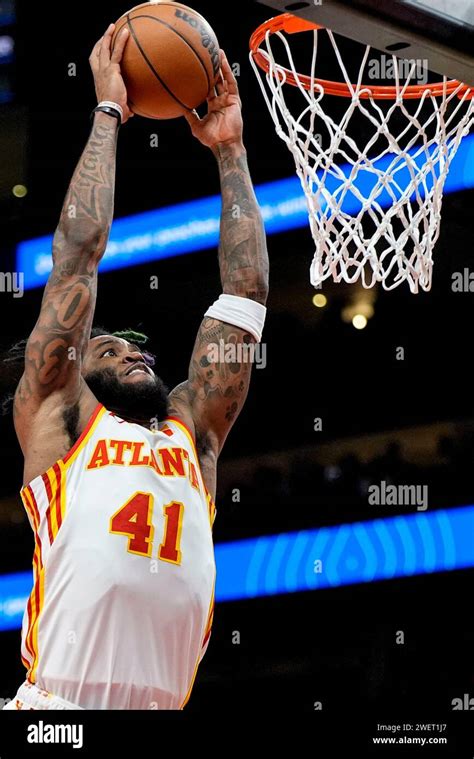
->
[19,403,216,710]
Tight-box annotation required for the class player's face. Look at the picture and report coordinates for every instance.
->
[82,336,170,421]
[84,336,156,385]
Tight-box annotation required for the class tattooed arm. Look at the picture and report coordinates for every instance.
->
[169,52,269,492]
[14,25,131,453]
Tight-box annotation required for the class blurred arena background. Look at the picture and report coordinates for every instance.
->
[0,0,473,716]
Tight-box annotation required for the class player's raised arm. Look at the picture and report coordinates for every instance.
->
[14,24,131,448]
[169,51,269,475]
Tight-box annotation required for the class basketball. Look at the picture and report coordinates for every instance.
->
[111,1,220,119]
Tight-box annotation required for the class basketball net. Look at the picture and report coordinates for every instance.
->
[250,17,474,292]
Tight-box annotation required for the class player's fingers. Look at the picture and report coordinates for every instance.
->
[89,38,103,69]
[207,87,221,102]
[206,91,227,112]
[183,109,201,126]
[214,67,227,96]
[220,50,238,95]
[110,27,129,64]
[99,23,115,66]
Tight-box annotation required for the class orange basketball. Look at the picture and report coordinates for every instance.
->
[111,1,221,120]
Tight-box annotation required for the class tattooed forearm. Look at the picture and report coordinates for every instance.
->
[55,112,119,263]
[215,141,269,304]
[15,113,118,412]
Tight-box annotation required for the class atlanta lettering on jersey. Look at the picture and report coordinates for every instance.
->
[86,440,201,492]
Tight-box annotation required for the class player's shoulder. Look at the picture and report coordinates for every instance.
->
[163,414,197,448]
[167,384,197,441]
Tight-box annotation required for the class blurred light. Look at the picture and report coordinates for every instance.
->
[312,293,327,308]
[352,314,367,330]
[324,465,341,482]
[359,303,374,319]
[342,300,375,323]
[0,34,14,61]
[12,184,27,198]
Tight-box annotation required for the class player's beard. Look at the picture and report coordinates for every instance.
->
[85,368,170,423]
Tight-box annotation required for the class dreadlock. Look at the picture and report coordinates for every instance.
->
[90,327,149,344]
[1,326,156,416]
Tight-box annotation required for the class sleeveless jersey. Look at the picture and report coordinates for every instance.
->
[19,403,217,710]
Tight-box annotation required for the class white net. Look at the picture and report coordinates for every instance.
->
[250,24,474,292]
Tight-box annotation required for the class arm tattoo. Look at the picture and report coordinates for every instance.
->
[171,317,252,451]
[56,116,118,256]
[169,143,269,456]
[16,115,118,413]
[215,142,269,304]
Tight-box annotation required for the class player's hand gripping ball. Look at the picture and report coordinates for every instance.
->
[90,23,135,124]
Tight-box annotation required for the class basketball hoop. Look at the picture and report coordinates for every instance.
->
[250,14,474,292]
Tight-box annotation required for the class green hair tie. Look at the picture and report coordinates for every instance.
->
[112,329,149,345]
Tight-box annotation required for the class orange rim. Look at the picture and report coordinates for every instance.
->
[250,14,474,100]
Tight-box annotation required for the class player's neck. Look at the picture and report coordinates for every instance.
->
[107,406,156,429]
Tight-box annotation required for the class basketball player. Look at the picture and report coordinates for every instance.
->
[2,23,268,709]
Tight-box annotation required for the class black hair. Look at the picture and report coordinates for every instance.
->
[1,326,156,416]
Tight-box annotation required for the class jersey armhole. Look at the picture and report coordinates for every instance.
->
[21,402,105,495]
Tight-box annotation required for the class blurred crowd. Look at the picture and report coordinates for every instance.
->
[214,431,474,540]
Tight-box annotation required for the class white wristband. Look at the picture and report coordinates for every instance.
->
[204,293,267,342]
[97,100,124,122]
